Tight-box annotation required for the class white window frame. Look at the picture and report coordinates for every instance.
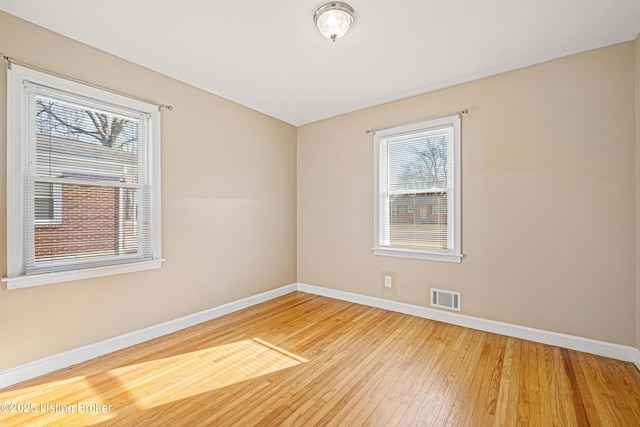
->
[373,114,462,263]
[3,65,163,289]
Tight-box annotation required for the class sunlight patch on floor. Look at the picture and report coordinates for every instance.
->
[0,338,306,426]
[123,338,307,410]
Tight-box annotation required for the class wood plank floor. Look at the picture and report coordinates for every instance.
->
[1,291,639,426]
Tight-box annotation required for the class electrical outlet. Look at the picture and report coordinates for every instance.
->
[384,276,392,288]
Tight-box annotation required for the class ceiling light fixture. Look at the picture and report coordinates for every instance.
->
[314,2,355,43]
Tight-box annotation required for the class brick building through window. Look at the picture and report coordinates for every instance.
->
[34,135,139,263]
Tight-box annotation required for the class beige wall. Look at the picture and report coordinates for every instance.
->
[298,42,637,345]
[0,11,637,371]
[0,11,297,369]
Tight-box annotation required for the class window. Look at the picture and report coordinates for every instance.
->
[373,114,461,262]
[431,205,447,215]
[4,65,162,289]
[34,182,62,223]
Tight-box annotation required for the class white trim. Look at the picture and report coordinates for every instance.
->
[1,282,635,390]
[373,114,462,262]
[6,62,24,278]
[2,259,165,289]
[296,283,638,363]
[373,247,462,263]
[0,283,297,389]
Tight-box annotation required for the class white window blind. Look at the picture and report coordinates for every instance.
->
[374,114,462,262]
[34,182,62,223]
[4,65,162,289]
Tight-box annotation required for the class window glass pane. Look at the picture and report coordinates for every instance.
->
[34,182,54,221]
[389,193,448,249]
[26,86,150,272]
[34,183,139,263]
[35,96,139,184]
[388,130,451,192]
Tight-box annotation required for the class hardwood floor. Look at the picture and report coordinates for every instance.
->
[1,291,639,426]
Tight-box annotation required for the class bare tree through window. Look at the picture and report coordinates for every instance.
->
[36,99,137,151]
[396,135,448,190]
[33,97,141,262]
[387,133,450,249]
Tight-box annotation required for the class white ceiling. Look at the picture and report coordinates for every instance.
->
[1,1,639,126]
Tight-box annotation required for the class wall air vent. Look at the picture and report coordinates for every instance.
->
[431,288,461,311]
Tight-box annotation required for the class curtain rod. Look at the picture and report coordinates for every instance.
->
[0,52,173,112]
[364,109,468,135]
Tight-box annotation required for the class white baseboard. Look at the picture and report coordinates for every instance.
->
[0,283,297,390]
[297,283,639,364]
[2,281,637,390]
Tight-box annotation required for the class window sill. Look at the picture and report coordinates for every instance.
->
[373,247,462,263]
[2,259,164,290]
